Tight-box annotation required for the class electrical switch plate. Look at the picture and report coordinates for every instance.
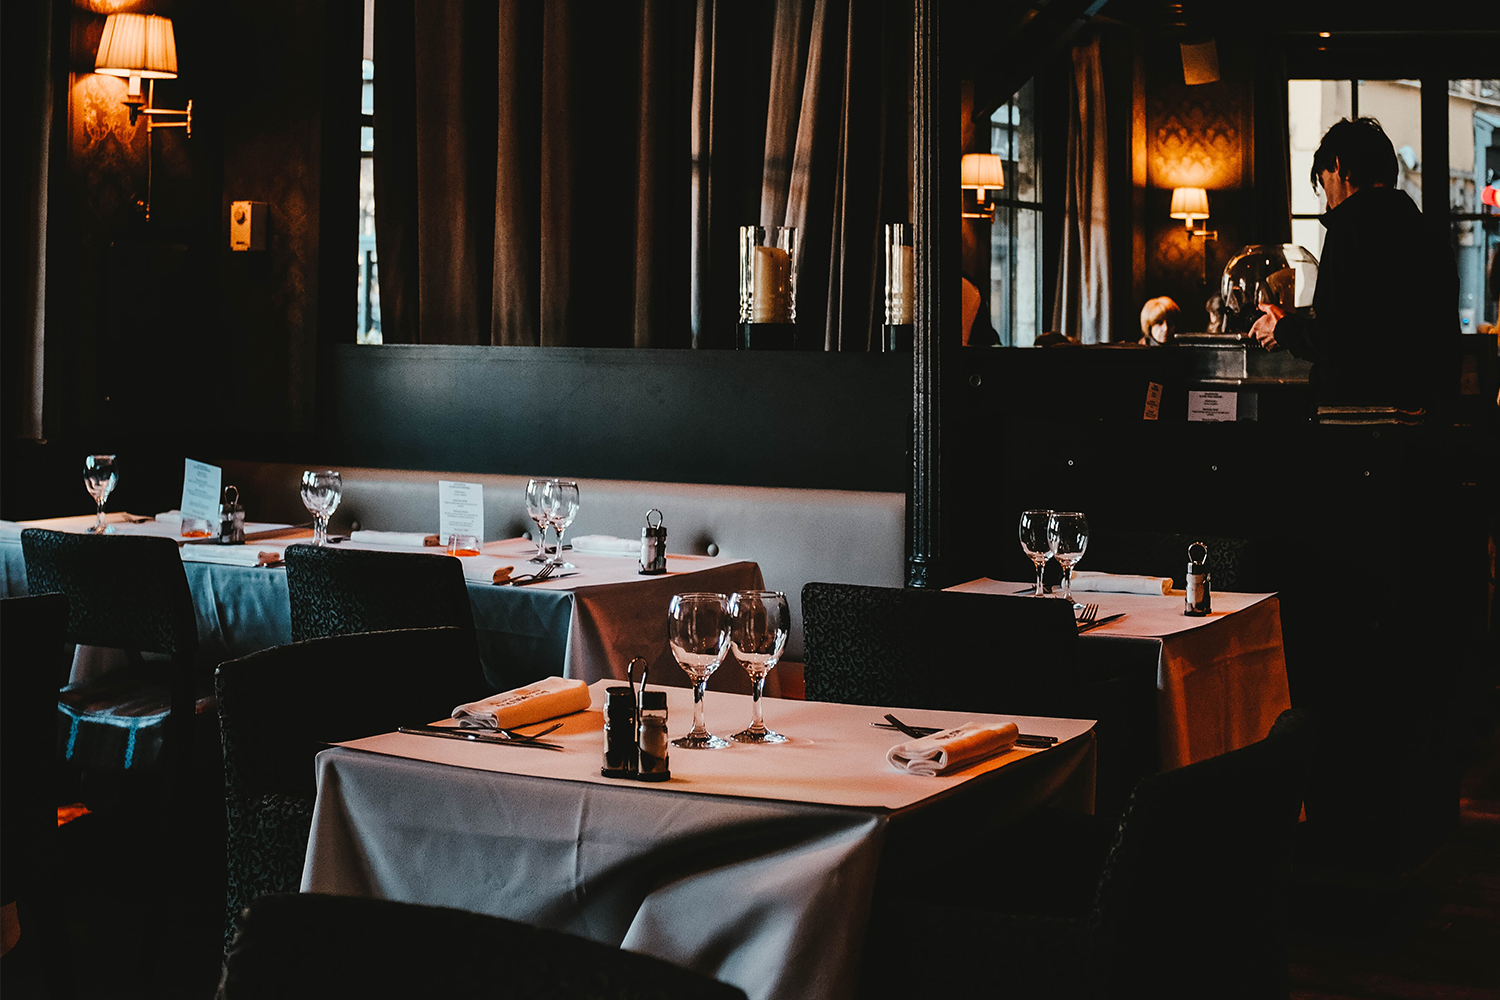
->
[230,200,268,251]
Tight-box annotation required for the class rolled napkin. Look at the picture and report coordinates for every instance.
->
[886,720,1020,776]
[456,556,514,585]
[154,510,182,529]
[452,676,591,730]
[349,530,441,547]
[179,546,282,567]
[570,535,641,557]
[1069,571,1171,596]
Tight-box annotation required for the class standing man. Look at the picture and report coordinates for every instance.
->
[1250,117,1459,414]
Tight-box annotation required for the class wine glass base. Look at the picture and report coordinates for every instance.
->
[731,729,787,744]
[672,732,731,750]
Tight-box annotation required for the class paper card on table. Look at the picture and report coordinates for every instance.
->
[438,481,483,542]
[180,459,222,526]
[1187,390,1237,422]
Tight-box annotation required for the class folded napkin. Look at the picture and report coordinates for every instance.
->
[179,546,282,567]
[1069,571,1171,596]
[456,556,515,585]
[886,720,1020,776]
[154,511,182,528]
[349,530,441,547]
[570,535,641,557]
[452,676,590,729]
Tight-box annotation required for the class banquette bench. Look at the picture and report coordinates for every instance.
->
[221,461,907,668]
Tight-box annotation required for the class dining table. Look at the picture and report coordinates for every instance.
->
[300,680,1098,1000]
[0,513,764,691]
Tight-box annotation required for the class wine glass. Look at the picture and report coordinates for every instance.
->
[300,470,343,546]
[1047,511,1089,606]
[1018,509,1055,597]
[728,590,790,744]
[524,479,551,563]
[541,479,580,567]
[83,455,118,534]
[667,592,732,749]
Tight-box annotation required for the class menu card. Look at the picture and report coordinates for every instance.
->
[438,481,483,541]
[180,459,222,526]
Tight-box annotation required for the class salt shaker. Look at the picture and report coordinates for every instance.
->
[635,690,670,781]
[601,686,638,778]
[218,485,245,545]
[639,508,667,575]
[1184,541,1211,617]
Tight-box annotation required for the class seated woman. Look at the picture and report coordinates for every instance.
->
[1138,296,1180,346]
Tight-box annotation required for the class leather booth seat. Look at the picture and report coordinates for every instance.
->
[222,461,906,664]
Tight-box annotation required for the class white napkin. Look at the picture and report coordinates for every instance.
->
[452,676,591,729]
[570,535,641,557]
[1069,571,1171,596]
[455,555,516,585]
[350,530,440,547]
[155,510,183,528]
[886,720,1020,776]
[179,545,282,567]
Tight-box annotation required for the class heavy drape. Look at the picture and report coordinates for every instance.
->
[1252,43,1293,246]
[1051,34,1113,344]
[375,0,907,349]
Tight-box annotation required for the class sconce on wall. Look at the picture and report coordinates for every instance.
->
[94,12,193,221]
[960,153,1005,220]
[1170,186,1218,282]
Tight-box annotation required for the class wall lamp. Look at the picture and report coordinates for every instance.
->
[1170,186,1217,282]
[961,153,1005,220]
[95,13,193,221]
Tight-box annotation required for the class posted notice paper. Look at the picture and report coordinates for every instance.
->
[1187,390,1237,422]
[180,459,222,526]
[438,481,484,541]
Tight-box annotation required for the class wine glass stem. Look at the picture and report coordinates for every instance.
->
[94,499,106,534]
[1060,563,1073,602]
[749,673,767,733]
[555,526,568,561]
[313,515,328,546]
[1034,559,1047,597]
[532,521,547,560]
[691,677,708,735]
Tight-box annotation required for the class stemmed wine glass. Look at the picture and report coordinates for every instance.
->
[1018,509,1055,597]
[1047,511,1089,606]
[83,455,119,534]
[541,479,580,567]
[524,478,551,563]
[667,592,732,749]
[300,470,343,546]
[728,590,790,743]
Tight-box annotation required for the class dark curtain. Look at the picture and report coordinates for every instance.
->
[377,0,907,350]
[1252,42,1293,246]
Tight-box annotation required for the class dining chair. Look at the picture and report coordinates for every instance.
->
[800,581,1082,717]
[217,892,749,1000]
[282,543,478,643]
[215,626,490,951]
[21,528,205,790]
[882,708,1313,1000]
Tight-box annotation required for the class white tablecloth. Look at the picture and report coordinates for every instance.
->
[302,681,1098,1000]
[946,579,1291,768]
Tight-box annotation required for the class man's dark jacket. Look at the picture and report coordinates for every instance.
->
[1273,186,1459,411]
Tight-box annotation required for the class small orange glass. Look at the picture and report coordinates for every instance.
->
[445,534,481,557]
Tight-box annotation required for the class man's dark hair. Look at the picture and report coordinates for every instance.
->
[1310,117,1398,192]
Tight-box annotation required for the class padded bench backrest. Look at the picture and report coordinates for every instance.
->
[222,461,905,661]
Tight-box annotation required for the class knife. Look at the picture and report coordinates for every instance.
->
[1077,612,1126,633]
[510,572,578,587]
[397,725,564,750]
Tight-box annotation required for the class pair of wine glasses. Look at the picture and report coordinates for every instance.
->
[667,591,790,749]
[1018,509,1089,605]
[524,479,580,566]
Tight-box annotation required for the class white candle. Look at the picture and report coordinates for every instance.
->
[890,244,915,325]
[751,245,791,324]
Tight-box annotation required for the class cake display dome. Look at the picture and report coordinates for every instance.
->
[1220,244,1319,333]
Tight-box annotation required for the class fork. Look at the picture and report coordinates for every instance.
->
[880,714,1058,748]
[1076,603,1099,626]
[509,562,559,586]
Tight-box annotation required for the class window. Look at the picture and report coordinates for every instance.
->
[984,79,1044,348]
[357,0,381,344]
[1449,80,1499,333]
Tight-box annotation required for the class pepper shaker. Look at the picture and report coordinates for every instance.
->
[1184,541,1211,617]
[601,686,638,778]
[635,691,670,781]
[639,508,667,575]
[218,485,245,544]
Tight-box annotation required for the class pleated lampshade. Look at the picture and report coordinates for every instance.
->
[95,13,179,81]
[1170,187,1211,221]
[960,153,1006,192]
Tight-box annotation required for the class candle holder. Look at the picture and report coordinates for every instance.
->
[739,225,798,350]
[883,223,914,351]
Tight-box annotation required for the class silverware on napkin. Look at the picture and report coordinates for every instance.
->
[874,714,1058,749]
[397,723,564,750]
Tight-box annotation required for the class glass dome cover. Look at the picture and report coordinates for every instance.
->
[1220,244,1319,333]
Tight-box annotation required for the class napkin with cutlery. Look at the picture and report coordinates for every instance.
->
[179,546,282,567]
[886,720,1020,776]
[349,530,441,547]
[570,535,641,557]
[452,676,590,729]
[453,556,515,585]
[1069,571,1171,596]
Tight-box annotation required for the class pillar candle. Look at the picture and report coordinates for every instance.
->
[751,246,791,324]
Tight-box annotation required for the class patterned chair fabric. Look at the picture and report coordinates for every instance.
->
[21,529,201,774]
[215,627,489,950]
[800,581,1081,717]
[283,543,478,644]
[218,893,750,1000]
